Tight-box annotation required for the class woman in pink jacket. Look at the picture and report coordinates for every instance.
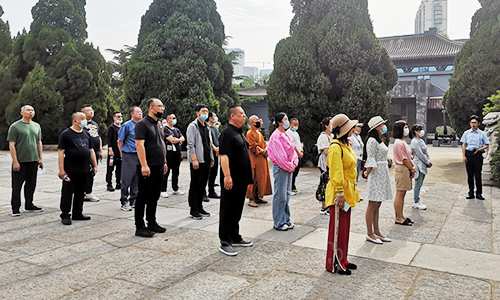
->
[267,112,299,231]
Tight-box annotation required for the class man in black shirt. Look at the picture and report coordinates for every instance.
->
[134,98,168,238]
[161,114,185,197]
[106,111,123,191]
[186,104,214,220]
[218,106,253,256]
[81,104,102,202]
[58,112,98,225]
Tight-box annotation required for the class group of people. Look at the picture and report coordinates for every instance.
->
[7,102,490,267]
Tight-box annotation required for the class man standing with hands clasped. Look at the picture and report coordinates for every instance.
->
[134,98,168,237]
[461,115,489,200]
[218,106,253,256]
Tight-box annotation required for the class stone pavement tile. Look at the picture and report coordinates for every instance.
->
[277,248,326,278]
[301,214,330,229]
[0,271,81,299]
[20,239,117,269]
[134,227,217,254]
[0,249,26,264]
[202,217,274,239]
[60,278,156,300]
[116,238,222,289]
[0,260,49,287]
[161,211,220,230]
[0,220,82,244]
[235,270,325,300]
[150,270,250,300]
[0,235,68,256]
[256,225,315,244]
[350,215,396,238]
[448,204,492,223]
[64,246,164,287]
[494,281,500,300]
[240,199,274,222]
[154,207,192,226]
[321,257,418,300]
[0,210,60,232]
[82,200,135,218]
[411,244,500,282]
[494,214,500,255]
[207,240,302,281]
[48,218,134,244]
[99,228,149,248]
[434,218,491,253]
[406,269,492,300]
[386,219,443,245]
[293,228,327,251]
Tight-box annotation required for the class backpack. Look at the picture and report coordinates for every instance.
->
[311,144,320,167]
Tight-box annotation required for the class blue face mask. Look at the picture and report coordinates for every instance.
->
[213,117,218,123]
[200,113,208,121]
[380,125,388,135]
[171,119,177,126]
[354,130,359,135]
[292,126,298,131]
[79,119,88,129]
[404,128,410,137]
[419,130,425,137]
[283,120,290,129]
[116,120,122,125]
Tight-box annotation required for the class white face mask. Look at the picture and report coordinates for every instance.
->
[419,130,425,137]
[403,128,410,137]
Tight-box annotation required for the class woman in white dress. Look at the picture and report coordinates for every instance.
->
[316,117,333,215]
[363,116,393,244]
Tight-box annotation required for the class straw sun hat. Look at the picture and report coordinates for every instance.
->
[330,114,358,138]
[368,116,387,131]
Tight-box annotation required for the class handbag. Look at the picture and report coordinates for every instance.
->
[315,169,329,202]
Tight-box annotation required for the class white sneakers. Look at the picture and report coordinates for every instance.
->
[84,193,100,202]
[412,202,427,210]
[172,190,185,195]
[121,203,132,211]
[160,192,169,198]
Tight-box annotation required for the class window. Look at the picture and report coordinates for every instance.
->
[445,65,454,71]
[396,68,405,74]
[417,75,431,80]
[428,66,438,72]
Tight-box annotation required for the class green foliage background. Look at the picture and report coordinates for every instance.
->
[123,0,237,135]
[443,0,500,135]
[268,0,397,159]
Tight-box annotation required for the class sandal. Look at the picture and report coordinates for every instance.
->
[395,218,412,226]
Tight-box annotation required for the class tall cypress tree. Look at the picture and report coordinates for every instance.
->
[268,0,397,157]
[443,0,500,134]
[124,0,237,133]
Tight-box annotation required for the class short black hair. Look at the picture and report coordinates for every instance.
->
[113,111,121,116]
[208,111,215,119]
[80,104,92,111]
[147,98,158,109]
[409,124,423,139]
[195,104,208,112]
[470,115,480,122]
[290,118,298,123]
[227,106,240,119]
[393,120,407,139]
[273,112,287,127]
[319,117,331,132]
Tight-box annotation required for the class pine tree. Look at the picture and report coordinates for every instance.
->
[443,0,500,134]
[268,0,397,157]
[124,0,237,133]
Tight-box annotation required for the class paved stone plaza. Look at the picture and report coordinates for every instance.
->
[0,146,499,299]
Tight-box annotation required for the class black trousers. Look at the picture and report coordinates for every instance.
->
[135,165,163,228]
[291,159,301,190]
[11,161,38,211]
[85,160,98,194]
[106,154,122,186]
[60,172,88,219]
[188,162,210,214]
[219,180,247,246]
[208,154,219,194]
[161,151,181,192]
[466,150,483,196]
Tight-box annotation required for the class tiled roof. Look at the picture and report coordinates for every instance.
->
[238,85,268,97]
[379,29,464,61]
[428,97,443,110]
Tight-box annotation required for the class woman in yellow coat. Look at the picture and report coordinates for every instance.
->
[325,114,360,275]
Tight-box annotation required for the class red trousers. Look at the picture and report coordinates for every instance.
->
[326,205,351,272]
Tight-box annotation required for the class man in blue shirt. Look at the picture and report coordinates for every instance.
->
[460,115,490,200]
[117,106,142,211]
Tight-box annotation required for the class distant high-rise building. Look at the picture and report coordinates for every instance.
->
[415,0,447,35]
[260,69,273,78]
[243,66,259,79]
[225,48,245,77]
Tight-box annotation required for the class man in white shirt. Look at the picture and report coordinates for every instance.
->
[348,122,364,180]
[286,118,303,195]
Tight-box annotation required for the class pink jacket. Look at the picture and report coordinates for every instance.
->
[267,129,299,172]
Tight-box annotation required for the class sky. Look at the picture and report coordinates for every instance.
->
[0,0,481,69]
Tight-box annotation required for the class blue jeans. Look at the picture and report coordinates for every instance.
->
[414,173,426,203]
[272,165,292,229]
[356,159,362,181]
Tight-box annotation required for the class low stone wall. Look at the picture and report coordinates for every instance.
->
[482,112,500,186]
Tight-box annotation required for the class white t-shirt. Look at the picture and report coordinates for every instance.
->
[316,132,332,172]
[286,129,302,152]
[348,133,364,161]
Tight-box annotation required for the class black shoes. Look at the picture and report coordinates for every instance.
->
[346,263,357,270]
[466,194,475,199]
[115,183,121,189]
[72,215,91,221]
[135,227,155,237]
[208,192,220,199]
[190,212,203,220]
[476,194,485,200]
[107,185,115,192]
[148,222,166,233]
[61,218,72,225]
[199,209,211,217]
[336,268,352,275]
[25,205,44,213]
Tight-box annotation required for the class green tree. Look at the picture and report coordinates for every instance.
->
[5,62,64,143]
[31,0,87,41]
[268,0,397,158]
[443,0,500,135]
[0,5,12,62]
[124,0,237,134]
